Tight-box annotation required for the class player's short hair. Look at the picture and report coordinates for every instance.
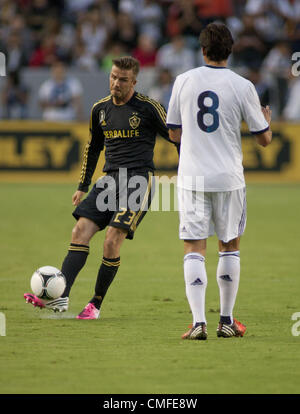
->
[112,56,140,77]
[199,23,234,62]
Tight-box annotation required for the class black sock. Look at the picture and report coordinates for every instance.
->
[90,257,120,309]
[220,315,232,325]
[61,243,89,297]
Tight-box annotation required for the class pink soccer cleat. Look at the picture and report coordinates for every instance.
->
[76,303,100,320]
[24,293,45,309]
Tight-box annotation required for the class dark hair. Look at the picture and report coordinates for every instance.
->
[199,23,234,62]
[112,56,140,76]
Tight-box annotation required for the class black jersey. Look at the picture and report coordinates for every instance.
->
[78,91,177,192]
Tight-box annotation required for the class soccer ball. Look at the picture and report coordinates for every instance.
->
[30,266,66,300]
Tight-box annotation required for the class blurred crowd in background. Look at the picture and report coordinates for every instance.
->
[1,0,300,121]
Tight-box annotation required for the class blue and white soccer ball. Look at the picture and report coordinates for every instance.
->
[30,266,66,300]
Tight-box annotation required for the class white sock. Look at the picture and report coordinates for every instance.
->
[184,252,207,325]
[217,251,240,324]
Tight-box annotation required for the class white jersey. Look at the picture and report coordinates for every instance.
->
[166,65,269,191]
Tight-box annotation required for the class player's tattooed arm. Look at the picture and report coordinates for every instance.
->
[77,105,105,192]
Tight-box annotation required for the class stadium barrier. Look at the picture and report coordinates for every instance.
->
[0,121,299,183]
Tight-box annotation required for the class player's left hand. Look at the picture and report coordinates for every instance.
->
[72,190,85,206]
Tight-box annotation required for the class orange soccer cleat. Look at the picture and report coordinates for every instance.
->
[217,318,246,338]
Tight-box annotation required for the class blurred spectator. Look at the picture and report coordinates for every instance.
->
[194,0,234,26]
[29,35,58,67]
[148,68,173,109]
[246,68,271,107]
[79,7,108,62]
[245,0,287,44]
[261,41,291,117]
[26,0,49,31]
[4,31,28,72]
[38,60,84,121]
[285,19,300,54]
[262,41,291,79]
[7,14,34,59]
[111,12,138,53]
[283,78,300,121]
[166,0,203,47]
[272,0,300,22]
[0,0,18,25]
[119,0,163,42]
[26,0,57,44]
[156,35,195,77]
[64,0,96,15]
[245,0,269,15]
[137,0,164,43]
[232,14,267,71]
[132,34,157,67]
[119,0,144,21]
[232,0,247,18]
[1,71,29,119]
[73,40,99,71]
[43,17,75,64]
[101,42,126,72]
[93,0,118,36]
[226,15,244,41]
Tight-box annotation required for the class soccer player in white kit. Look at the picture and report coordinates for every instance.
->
[166,23,272,340]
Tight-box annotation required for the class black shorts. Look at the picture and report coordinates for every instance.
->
[73,169,155,240]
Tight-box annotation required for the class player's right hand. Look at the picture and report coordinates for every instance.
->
[72,191,85,206]
[261,105,272,124]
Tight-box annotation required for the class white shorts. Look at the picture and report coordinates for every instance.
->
[177,187,247,243]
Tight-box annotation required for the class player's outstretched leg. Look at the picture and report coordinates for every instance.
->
[24,294,69,312]
[25,218,99,313]
[60,243,90,298]
[24,239,89,314]
[61,217,100,297]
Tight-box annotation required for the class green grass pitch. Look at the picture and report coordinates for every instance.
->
[0,182,300,394]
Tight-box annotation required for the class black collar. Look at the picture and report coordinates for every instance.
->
[205,65,227,69]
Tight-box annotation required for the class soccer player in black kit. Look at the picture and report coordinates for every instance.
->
[24,56,178,319]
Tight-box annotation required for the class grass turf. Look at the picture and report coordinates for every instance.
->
[0,182,300,394]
